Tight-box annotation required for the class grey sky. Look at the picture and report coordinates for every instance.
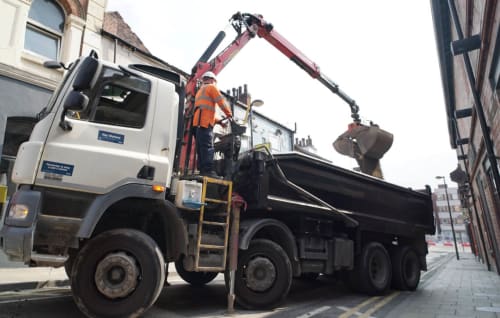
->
[107,0,457,190]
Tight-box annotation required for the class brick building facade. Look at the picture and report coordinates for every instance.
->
[431,0,500,274]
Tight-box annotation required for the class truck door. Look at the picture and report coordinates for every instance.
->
[35,66,156,194]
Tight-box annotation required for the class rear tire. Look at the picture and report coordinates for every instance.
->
[391,246,420,291]
[175,257,218,286]
[233,239,292,309]
[71,229,165,318]
[348,242,392,295]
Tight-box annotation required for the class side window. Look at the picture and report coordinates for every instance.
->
[482,156,499,191]
[24,0,65,60]
[79,68,151,129]
[489,29,500,108]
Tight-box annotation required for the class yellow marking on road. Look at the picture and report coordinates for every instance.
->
[358,291,400,318]
[296,305,331,318]
[338,296,380,318]
[0,185,7,203]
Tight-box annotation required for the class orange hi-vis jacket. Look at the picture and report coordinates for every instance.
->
[193,84,232,128]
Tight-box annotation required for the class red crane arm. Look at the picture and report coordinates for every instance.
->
[184,12,361,123]
[245,13,360,121]
[179,12,365,174]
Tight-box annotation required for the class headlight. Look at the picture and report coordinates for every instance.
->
[8,204,29,220]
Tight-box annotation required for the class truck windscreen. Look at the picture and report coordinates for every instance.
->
[69,67,151,129]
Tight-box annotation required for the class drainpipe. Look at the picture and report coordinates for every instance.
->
[79,24,86,57]
[447,0,500,274]
[79,0,89,56]
[113,38,117,63]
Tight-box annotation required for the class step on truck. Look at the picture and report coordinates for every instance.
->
[0,12,434,318]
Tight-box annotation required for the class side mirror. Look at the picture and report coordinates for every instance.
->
[59,91,89,131]
[73,56,98,90]
[43,60,63,69]
[64,91,89,112]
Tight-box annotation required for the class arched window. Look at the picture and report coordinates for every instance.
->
[24,0,65,60]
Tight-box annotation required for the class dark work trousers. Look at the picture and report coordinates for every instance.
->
[194,126,214,173]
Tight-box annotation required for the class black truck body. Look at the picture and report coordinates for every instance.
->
[233,150,434,275]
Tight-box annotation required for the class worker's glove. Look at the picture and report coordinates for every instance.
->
[217,118,229,128]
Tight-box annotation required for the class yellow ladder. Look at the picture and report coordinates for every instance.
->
[194,176,232,271]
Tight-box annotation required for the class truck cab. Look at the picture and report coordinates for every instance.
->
[1,55,194,317]
[2,54,186,266]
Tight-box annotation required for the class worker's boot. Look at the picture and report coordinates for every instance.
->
[202,170,220,178]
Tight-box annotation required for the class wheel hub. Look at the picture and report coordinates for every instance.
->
[369,252,387,287]
[244,256,276,292]
[95,252,139,299]
[404,258,418,280]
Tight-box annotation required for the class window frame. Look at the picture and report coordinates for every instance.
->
[71,66,152,129]
[24,0,65,60]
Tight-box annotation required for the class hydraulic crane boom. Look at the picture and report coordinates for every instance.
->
[235,12,362,123]
[180,12,393,177]
[185,12,360,122]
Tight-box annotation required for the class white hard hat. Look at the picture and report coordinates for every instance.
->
[202,71,217,80]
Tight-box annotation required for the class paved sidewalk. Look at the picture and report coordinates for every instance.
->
[0,266,68,292]
[384,252,500,318]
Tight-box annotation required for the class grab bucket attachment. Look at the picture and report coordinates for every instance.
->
[333,123,394,160]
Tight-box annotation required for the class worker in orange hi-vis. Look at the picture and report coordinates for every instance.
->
[192,71,233,177]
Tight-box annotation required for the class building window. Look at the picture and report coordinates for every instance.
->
[468,144,477,166]
[24,0,65,60]
[489,27,500,114]
[482,157,499,191]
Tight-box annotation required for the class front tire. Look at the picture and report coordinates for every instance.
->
[391,246,420,291]
[175,257,218,286]
[71,229,165,318]
[233,239,292,309]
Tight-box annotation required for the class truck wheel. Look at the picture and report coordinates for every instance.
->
[349,242,392,295]
[174,257,218,286]
[391,246,420,291]
[71,229,165,318]
[234,239,292,309]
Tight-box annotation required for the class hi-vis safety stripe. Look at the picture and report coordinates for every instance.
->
[197,104,215,111]
[195,86,216,104]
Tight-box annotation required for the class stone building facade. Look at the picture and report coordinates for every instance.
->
[431,0,500,274]
[0,0,184,196]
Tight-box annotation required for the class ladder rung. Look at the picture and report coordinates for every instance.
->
[196,266,225,271]
[204,198,228,204]
[199,244,225,250]
[208,213,228,217]
[203,177,232,186]
[202,221,227,227]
